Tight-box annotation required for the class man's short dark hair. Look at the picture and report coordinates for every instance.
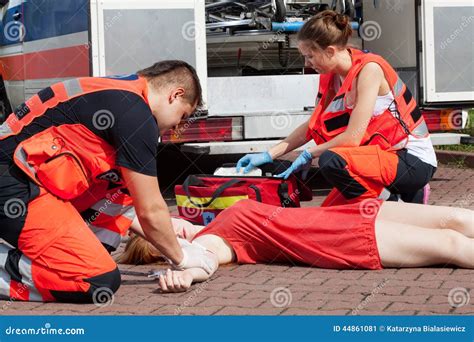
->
[137,60,203,107]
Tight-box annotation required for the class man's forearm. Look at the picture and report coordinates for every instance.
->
[139,209,183,264]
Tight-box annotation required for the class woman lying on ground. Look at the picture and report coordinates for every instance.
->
[120,199,473,293]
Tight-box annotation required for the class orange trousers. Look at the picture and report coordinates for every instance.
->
[0,181,134,302]
[318,145,435,206]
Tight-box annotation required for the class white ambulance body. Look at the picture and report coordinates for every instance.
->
[0,0,471,154]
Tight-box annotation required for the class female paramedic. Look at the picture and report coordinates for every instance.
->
[118,199,473,292]
[236,10,437,206]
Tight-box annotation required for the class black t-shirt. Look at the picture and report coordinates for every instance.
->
[0,89,159,177]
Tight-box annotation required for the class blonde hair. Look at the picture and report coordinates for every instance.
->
[298,10,352,50]
[117,234,163,265]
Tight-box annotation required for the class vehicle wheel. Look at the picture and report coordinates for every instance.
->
[272,0,286,22]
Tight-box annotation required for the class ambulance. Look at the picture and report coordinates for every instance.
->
[0,0,472,155]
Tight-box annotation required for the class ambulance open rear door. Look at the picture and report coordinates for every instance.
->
[89,0,207,101]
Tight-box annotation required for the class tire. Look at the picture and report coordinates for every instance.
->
[273,0,286,22]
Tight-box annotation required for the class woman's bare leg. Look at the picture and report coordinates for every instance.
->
[375,219,474,268]
[377,202,474,238]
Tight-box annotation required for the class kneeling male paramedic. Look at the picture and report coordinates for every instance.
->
[0,60,214,302]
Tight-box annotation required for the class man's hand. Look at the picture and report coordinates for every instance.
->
[173,239,219,276]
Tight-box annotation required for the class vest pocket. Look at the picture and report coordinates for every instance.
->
[17,129,91,200]
[321,110,351,138]
[36,152,90,200]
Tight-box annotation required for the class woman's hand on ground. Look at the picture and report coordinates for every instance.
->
[158,269,193,293]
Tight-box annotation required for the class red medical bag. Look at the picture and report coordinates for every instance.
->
[175,174,307,225]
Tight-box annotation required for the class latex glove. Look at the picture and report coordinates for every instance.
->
[171,238,218,275]
[275,149,313,180]
[236,152,273,174]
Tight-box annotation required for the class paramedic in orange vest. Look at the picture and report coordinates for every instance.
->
[0,60,216,303]
[237,10,437,206]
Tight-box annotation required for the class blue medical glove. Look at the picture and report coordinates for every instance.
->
[275,149,313,180]
[236,152,273,174]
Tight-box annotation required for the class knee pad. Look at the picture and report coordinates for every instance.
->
[50,267,121,303]
[86,266,121,294]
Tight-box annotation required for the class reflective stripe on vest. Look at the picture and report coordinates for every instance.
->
[86,192,136,236]
[393,76,404,98]
[63,78,84,98]
[325,95,345,113]
[324,75,405,116]
[391,138,408,151]
[91,199,136,220]
[89,225,122,249]
[411,120,429,137]
[0,121,13,138]
[13,146,40,186]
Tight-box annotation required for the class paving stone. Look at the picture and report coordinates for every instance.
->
[7,166,474,315]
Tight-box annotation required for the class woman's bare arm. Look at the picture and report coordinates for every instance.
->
[129,217,146,238]
[307,62,383,158]
[158,234,235,293]
[268,120,311,160]
[158,252,219,293]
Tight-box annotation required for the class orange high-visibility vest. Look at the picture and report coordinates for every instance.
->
[306,48,429,150]
[0,76,149,200]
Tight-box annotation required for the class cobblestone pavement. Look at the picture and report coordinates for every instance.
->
[2,165,473,316]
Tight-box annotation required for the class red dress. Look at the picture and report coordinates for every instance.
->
[194,199,383,270]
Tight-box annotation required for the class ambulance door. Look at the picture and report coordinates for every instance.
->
[0,0,25,117]
[90,0,207,101]
[420,0,474,104]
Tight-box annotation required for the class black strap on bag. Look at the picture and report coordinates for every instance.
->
[248,185,262,202]
[278,182,298,208]
[183,175,246,208]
